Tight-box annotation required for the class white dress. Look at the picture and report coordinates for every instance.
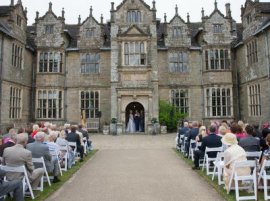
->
[126,114,136,133]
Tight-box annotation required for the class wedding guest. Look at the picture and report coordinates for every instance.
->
[222,133,250,193]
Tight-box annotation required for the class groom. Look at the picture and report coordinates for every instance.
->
[134,110,141,132]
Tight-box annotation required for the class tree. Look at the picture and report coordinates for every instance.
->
[159,100,186,132]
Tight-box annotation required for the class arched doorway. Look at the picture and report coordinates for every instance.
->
[126,102,145,133]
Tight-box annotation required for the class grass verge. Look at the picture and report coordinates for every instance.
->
[174,149,264,201]
[24,149,98,201]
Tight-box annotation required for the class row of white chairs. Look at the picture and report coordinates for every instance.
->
[0,142,85,200]
[177,140,270,201]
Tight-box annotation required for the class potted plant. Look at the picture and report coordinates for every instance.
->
[110,118,117,135]
[103,122,110,135]
[160,121,167,134]
[151,118,158,135]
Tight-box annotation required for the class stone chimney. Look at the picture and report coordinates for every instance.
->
[111,2,114,11]
[35,11,39,21]
[175,5,178,16]
[214,0,218,10]
[10,0,14,6]
[225,3,231,18]
[17,0,22,5]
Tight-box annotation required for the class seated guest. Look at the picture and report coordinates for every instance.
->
[66,126,84,162]
[25,126,35,144]
[192,125,222,170]
[177,122,190,147]
[238,125,260,152]
[3,133,44,189]
[261,133,270,165]
[0,169,23,201]
[261,128,270,152]
[56,130,75,168]
[186,121,199,156]
[27,132,60,183]
[195,126,207,143]
[0,132,17,157]
[78,124,92,151]
[222,133,250,193]
[2,129,16,145]
[231,123,247,140]
[31,124,40,138]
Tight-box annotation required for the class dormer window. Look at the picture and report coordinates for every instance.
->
[86,28,95,38]
[127,10,141,23]
[172,27,182,38]
[213,24,222,33]
[45,25,54,34]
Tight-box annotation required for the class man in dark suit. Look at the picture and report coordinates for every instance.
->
[239,125,260,152]
[186,121,199,156]
[192,125,222,170]
[0,168,23,201]
[66,125,84,161]
[27,132,60,183]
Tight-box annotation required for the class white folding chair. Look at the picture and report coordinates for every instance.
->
[59,146,69,172]
[32,157,51,187]
[68,142,78,164]
[54,150,63,176]
[212,152,225,185]
[179,135,185,153]
[0,156,3,164]
[245,151,262,160]
[181,137,188,155]
[83,137,89,154]
[202,147,223,175]
[258,160,270,200]
[1,165,35,199]
[188,139,196,161]
[228,160,257,201]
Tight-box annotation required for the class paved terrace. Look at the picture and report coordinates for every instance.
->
[47,134,224,201]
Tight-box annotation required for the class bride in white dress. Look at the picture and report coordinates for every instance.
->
[126,110,136,133]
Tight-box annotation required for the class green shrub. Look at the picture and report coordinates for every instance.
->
[159,100,186,132]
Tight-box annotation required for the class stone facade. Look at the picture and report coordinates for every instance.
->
[0,0,270,133]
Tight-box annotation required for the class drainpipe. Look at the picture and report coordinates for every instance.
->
[64,52,67,123]
[0,35,4,134]
[263,30,270,120]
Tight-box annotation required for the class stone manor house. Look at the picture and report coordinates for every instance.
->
[0,0,270,133]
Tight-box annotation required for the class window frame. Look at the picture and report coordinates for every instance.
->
[205,49,230,70]
[169,51,188,73]
[205,87,232,117]
[80,90,100,119]
[38,52,63,73]
[80,53,100,74]
[123,41,147,66]
[171,89,189,115]
[9,87,22,119]
[36,89,63,119]
[248,84,262,117]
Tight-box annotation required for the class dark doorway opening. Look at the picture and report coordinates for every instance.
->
[125,102,145,133]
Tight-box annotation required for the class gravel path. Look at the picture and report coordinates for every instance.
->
[46,134,224,201]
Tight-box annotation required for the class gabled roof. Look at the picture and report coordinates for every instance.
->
[81,16,100,26]
[208,8,225,19]
[38,9,59,22]
[116,0,151,11]
[119,24,149,36]
[259,2,270,14]
[169,15,185,24]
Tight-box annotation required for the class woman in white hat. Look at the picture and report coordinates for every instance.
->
[222,133,250,193]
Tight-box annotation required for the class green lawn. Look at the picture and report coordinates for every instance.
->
[175,149,265,201]
[23,150,98,201]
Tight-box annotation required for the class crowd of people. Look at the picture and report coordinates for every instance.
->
[177,120,270,193]
[0,122,92,200]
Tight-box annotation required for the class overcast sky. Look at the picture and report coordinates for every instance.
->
[1,0,269,25]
